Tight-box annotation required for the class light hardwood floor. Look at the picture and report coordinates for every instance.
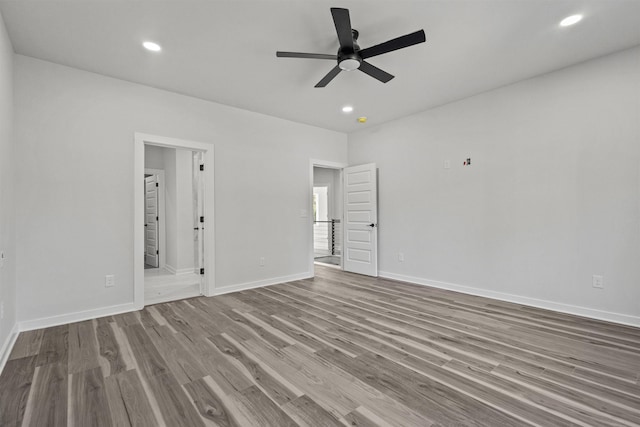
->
[2,266,640,426]
[144,268,201,305]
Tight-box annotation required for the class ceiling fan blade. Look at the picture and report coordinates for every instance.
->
[359,61,394,83]
[360,29,426,59]
[276,52,337,60]
[331,8,354,51]
[315,65,342,88]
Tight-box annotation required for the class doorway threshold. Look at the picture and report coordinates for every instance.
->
[145,268,201,305]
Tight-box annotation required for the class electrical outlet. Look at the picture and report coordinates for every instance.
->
[592,275,604,289]
[259,257,265,267]
[105,274,115,288]
[0,251,5,269]
[398,252,405,262]
[444,160,451,169]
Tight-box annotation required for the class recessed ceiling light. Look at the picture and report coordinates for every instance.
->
[342,106,353,113]
[560,14,583,27]
[143,41,162,52]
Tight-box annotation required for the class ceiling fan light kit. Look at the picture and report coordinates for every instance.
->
[339,57,361,71]
[276,8,426,87]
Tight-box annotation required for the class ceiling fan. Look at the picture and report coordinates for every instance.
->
[276,7,426,88]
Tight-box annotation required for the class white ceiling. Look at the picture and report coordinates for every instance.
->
[2,0,640,133]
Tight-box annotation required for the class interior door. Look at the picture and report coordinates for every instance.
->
[144,175,159,267]
[343,163,378,276]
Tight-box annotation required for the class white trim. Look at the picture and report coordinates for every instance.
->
[164,265,195,276]
[309,159,347,275]
[18,302,138,332]
[212,272,311,297]
[164,264,177,275]
[135,133,215,308]
[379,271,640,328]
[144,168,166,270]
[0,322,19,374]
[176,267,196,276]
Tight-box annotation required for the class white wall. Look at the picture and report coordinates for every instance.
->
[158,146,195,273]
[348,46,640,324]
[175,149,195,272]
[162,147,179,270]
[0,10,16,361]
[313,166,342,220]
[144,144,165,170]
[14,55,347,324]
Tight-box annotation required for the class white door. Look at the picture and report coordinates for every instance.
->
[343,163,378,276]
[144,175,159,267]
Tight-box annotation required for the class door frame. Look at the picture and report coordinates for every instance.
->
[134,133,215,309]
[309,159,347,275]
[144,168,166,270]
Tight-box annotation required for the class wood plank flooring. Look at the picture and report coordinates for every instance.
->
[2,265,640,426]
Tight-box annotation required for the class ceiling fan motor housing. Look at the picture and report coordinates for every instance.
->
[338,29,361,71]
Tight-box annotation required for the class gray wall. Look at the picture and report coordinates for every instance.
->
[14,55,347,324]
[0,8,15,356]
[349,46,640,324]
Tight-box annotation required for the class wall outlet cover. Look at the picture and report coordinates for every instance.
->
[105,274,115,288]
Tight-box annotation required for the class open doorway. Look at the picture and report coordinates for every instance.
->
[143,145,204,304]
[313,165,343,269]
[134,133,215,309]
[309,160,379,278]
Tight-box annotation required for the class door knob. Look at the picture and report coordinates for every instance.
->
[369,223,376,228]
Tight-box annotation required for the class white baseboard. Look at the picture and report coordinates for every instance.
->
[0,322,19,374]
[379,271,640,328]
[212,272,312,297]
[163,265,194,276]
[18,302,138,332]
[15,271,312,332]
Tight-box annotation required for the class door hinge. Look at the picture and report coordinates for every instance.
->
[200,164,204,171]
[155,182,158,187]
[156,250,159,254]
[156,216,159,221]
[200,216,204,223]
[200,268,205,275]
